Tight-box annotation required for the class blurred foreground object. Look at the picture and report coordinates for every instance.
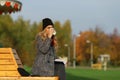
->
[0,48,58,80]
[0,0,22,14]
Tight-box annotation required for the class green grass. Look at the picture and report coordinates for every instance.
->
[66,67,120,80]
[24,66,120,80]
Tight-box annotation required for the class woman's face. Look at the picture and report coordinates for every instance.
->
[44,25,53,34]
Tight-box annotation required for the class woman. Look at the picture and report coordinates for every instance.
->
[31,18,57,76]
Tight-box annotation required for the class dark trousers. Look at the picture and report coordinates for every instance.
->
[55,62,66,80]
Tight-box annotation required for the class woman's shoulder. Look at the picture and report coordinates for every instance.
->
[35,32,42,39]
[36,32,42,36]
[35,32,45,40]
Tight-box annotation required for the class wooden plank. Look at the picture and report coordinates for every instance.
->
[92,63,102,70]
[0,50,9,52]
[14,54,20,60]
[0,52,10,54]
[0,65,17,70]
[0,59,14,65]
[12,49,17,54]
[0,48,10,53]
[0,71,20,77]
[16,60,22,65]
[0,54,12,59]
[0,77,59,80]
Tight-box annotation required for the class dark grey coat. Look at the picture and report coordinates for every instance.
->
[31,34,56,76]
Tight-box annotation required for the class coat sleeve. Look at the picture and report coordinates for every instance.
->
[36,35,52,54]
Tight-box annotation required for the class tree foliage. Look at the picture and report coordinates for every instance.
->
[76,27,120,66]
[0,15,72,66]
[1,15,120,66]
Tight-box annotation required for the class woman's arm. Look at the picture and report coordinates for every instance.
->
[36,35,52,54]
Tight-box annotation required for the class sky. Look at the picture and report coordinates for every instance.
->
[11,0,120,35]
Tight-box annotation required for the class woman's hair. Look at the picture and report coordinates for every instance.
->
[38,31,47,41]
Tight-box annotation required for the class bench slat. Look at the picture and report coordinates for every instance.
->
[0,77,59,80]
[0,71,20,77]
[0,65,17,70]
[0,54,12,59]
[0,59,14,65]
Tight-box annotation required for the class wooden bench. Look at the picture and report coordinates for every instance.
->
[92,63,102,70]
[0,48,20,77]
[0,48,58,80]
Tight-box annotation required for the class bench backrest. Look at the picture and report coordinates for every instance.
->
[0,48,20,77]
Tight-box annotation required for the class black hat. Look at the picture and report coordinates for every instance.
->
[42,18,54,30]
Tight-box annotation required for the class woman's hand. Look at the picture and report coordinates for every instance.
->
[48,28,54,38]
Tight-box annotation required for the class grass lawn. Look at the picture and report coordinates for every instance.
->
[24,66,120,80]
[66,67,120,80]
